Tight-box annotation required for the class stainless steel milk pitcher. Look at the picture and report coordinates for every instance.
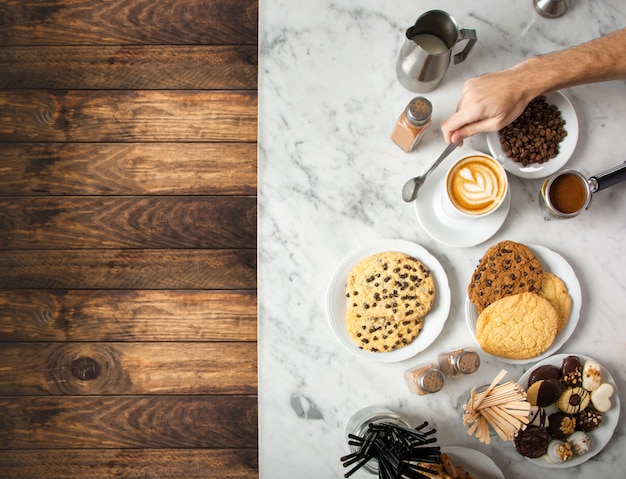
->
[396,10,477,93]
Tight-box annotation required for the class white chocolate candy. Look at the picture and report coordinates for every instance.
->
[591,383,614,412]
[582,360,602,391]
[544,440,573,464]
[567,431,592,456]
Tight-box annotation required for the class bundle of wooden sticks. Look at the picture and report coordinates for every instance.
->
[462,369,531,444]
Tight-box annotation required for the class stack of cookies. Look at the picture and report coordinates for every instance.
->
[468,240,572,360]
[345,251,436,352]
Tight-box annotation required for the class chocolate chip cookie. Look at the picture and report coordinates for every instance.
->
[468,240,543,313]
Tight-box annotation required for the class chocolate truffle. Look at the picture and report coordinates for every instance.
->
[528,364,561,387]
[557,387,590,414]
[561,355,583,387]
[514,426,550,458]
[547,412,576,439]
[527,378,565,407]
[577,407,602,432]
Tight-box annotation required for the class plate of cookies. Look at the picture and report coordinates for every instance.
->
[325,238,451,362]
[514,353,619,467]
[465,240,581,364]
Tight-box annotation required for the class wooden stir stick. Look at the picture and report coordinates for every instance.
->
[463,369,531,444]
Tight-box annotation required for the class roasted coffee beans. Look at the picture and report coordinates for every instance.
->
[499,96,567,166]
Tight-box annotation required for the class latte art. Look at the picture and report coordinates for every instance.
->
[446,155,507,215]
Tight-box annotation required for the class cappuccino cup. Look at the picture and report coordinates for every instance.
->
[442,154,508,219]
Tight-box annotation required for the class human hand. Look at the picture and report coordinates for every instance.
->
[441,68,536,144]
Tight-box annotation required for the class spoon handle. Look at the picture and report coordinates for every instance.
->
[423,140,461,176]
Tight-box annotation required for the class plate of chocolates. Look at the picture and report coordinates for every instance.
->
[515,354,619,467]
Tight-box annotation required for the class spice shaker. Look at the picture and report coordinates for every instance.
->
[404,363,444,395]
[391,96,432,152]
[438,348,481,377]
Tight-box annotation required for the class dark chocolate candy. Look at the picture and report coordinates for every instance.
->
[527,378,565,407]
[547,412,576,439]
[528,364,561,387]
[577,407,602,432]
[514,426,550,458]
[561,355,583,387]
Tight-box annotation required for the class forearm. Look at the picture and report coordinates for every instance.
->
[514,27,626,96]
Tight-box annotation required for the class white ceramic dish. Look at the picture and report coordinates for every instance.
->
[486,90,579,179]
[326,239,451,362]
[465,244,581,364]
[414,148,511,248]
[517,353,620,468]
[441,446,505,479]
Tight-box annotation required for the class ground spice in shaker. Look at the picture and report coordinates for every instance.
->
[438,348,481,377]
[391,97,432,152]
[404,363,444,395]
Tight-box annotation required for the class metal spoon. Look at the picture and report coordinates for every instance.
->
[401,140,461,202]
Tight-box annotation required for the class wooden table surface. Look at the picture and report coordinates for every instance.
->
[0,1,258,477]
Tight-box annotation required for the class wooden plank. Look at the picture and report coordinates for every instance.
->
[0,342,257,395]
[0,0,258,45]
[0,45,257,90]
[0,143,257,196]
[0,249,257,289]
[0,448,258,479]
[0,396,258,449]
[0,196,256,249]
[0,289,257,342]
[0,90,258,143]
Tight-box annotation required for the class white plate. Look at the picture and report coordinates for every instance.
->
[441,446,505,479]
[486,90,579,179]
[465,244,581,364]
[517,353,620,468]
[325,239,451,362]
[414,148,511,248]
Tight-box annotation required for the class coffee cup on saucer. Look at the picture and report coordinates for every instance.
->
[442,153,509,220]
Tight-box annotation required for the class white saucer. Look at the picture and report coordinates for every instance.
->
[413,148,511,248]
[486,90,579,179]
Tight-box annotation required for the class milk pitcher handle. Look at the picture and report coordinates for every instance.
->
[453,29,477,64]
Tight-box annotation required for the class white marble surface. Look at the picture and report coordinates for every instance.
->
[258,1,626,477]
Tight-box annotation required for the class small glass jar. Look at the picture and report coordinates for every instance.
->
[391,96,432,152]
[438,348,481,377]
[344,406,409,475]
[404,363,444,395]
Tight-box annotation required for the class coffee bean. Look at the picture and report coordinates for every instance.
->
[498,96,567,166]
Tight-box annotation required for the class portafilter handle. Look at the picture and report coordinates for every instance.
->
[589,161,626,193]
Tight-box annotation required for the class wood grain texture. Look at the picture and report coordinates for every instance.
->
[0,249,257,289]
[0,0,258,475]
[0,342,257,395]
[0,143,257,196]
[0,45,257,90]
[0,196,256,249]
[0,90,258,143]
[0,449,258,479]
[0,289,257,341]
[0,0,258,45]
[0,396,258,449]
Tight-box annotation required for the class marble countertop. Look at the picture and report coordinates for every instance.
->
[258,1,626,477]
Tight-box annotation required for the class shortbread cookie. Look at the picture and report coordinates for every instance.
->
[468,240,543,313]
[475,292,558,360]
[345,251,435,352]
[538,272,572,333]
